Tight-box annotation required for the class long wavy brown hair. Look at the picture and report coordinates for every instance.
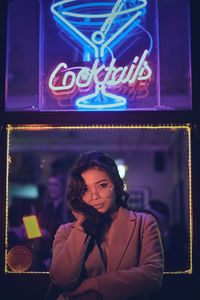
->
[67,150,129,215]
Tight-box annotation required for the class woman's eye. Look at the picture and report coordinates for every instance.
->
[83,186,88,193]
[99,183,108,189]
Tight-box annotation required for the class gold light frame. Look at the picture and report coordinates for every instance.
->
[5,124,192,274]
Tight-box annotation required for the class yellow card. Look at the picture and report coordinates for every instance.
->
[23,215,42,239]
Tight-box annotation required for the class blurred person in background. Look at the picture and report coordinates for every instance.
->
[38,173,74,270]
[145,199,188,271]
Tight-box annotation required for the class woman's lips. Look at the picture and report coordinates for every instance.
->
[93,203,104,209]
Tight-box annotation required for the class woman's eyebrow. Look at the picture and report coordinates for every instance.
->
[84,179,109,187]
[96,179,109,184]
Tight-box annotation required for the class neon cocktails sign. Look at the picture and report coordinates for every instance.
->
[49,0,152,110]
[49,49,152,109]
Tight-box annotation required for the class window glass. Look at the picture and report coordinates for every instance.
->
[6,0,191,111]
[6,125,192,273]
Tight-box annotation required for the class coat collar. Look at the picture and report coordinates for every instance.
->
[106,207,137,272]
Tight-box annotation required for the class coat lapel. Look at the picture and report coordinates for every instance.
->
[107,207,136,272]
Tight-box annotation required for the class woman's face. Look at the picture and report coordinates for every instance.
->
[81,167,116,213]
[47,177,63,200]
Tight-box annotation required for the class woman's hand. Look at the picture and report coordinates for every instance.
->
[72,211,85,231]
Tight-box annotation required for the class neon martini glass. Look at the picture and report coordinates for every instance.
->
[50,0,147,110]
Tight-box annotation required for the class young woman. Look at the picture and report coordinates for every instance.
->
[50,151,164,300]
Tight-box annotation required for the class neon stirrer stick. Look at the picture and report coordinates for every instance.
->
[100,10,142,57]
[101,0,124,36]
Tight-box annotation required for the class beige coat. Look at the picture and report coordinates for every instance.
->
[50,207,164,300]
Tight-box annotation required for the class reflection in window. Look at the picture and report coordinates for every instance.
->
[6,125,192,273]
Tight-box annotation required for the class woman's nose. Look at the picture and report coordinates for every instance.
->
[88,190,99,201]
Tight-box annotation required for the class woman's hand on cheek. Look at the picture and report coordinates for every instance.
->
[73,211,85,231]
